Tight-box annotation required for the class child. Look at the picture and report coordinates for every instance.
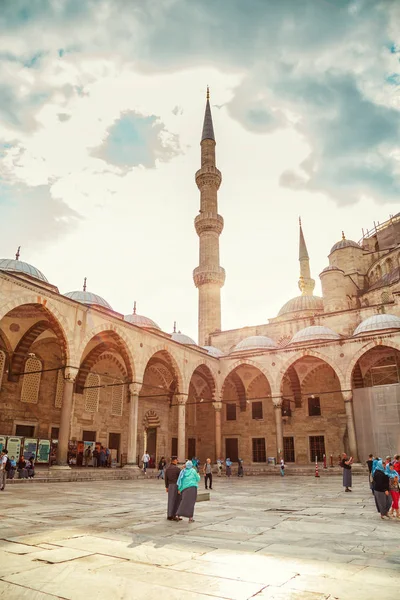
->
[217,459,223,477]
[389,474,400,519]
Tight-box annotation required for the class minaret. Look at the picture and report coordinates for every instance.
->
[298,218,315,295]
[193,88,225,345]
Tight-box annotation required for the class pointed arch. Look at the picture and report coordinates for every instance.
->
[276,349,345,392]
[140,345,184,393]
[345,339,400,390]
[187,361,218,399]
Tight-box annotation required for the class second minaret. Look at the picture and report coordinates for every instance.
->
[193,89,225,345]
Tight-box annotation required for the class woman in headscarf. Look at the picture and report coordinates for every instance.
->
[373,459,392,520]
[225,458,232,478]
[177,460,200,523]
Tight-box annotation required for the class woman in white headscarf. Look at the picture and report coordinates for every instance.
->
[177,460,200,523]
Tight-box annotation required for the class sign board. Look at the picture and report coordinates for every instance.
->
[37,439,51,463]
[7,437,22,460]
[23,438,38,459]
[0,436,6,452]
[83,441,95,466]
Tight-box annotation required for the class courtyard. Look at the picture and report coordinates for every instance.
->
[0,475,399,599]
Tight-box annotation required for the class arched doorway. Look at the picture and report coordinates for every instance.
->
[351,345,400,461]
[187,364,216,462]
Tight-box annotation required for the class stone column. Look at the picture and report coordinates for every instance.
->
[124,382,142,468]
[342,391,359,462]
[212,401,222,460]
[273,398,284,461]
[54,367,78,468]
[176,394,187,464]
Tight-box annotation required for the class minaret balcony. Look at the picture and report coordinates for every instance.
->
[193,266,226,288]
[194,213,224,235]
[195,166,222,190]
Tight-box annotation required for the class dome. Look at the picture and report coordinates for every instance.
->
[278,295,323,317]
[171,331,197,345]
[320,265,344,274]
[124,304,160,330]
[233,335,277,352]
[290,326,340,344]
[202,345,224,357]
[353,314,400,336]
[65,290,113,310]
[330,238,361,254]
[0,258,48,283]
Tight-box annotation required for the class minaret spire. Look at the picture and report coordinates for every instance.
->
[298,218,315,296]
[193,88,225,345]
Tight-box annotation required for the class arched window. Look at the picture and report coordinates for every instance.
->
[84,373,100,413]
[0,350,5,391]
[21,357,42,404]
[111,380,123,416]
[55,370,64,408]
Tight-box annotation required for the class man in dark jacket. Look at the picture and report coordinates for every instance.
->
[165,456,181,521]
[373,459,392,519]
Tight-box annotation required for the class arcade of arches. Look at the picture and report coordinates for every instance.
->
[0,302,400,467]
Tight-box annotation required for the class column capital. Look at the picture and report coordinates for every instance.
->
[64,366,79,382]
[342,391,353,402]
[175,393,187,406]
[212,401,222,412]
[129,382,142,396]
[272,397,283,408]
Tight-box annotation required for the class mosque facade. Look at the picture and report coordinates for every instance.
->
[0,95,399,468]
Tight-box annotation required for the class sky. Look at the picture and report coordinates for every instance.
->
[0,0,399,343]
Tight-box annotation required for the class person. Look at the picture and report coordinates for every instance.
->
[29,454,35,479]
[366,454,374,492]
[203,458,212,489]
[389,473,400,519]
[191,457,198,472]
[17,455,28,479]
[280,457,285,477]
[177,460,200,523]
[225,458,232,478]
[0,449,8,491]
[84,445,92,467]
[340,453,353,492]
[373,459,392,519]
[165,456,181,521]
[237,458,244,477]
[217,458,223,477]
[99,446,106,468]
[106,447,111,467]
[8,456,16,480]
[157,456,166,479]
[142,450,150,474]
[92,447,99,468]
[393,454,400,475]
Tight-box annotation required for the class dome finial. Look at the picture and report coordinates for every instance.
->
[342,231,346,240]
[207,85,210,100]
[15,246,21,261]
[83,277,87,292]
[133,301,136,315]
[173,321,177,333]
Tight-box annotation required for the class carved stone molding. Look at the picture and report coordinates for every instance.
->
[195,167,222,190]
[129,382,142,396]
[193,266,226,288]
[194,213,224,235]
[64,366,79,382]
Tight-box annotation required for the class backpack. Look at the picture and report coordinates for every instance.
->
[5,457,11,472]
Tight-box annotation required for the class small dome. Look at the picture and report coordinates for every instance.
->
[290,325,340,344]
[320,265,344,274]
[233,335,277,352]
[0,258,48,283]
[353,314,400,336]
[65,290,112,310]
[124,313,160,330]
[330,238,361,254]
[202,345,224,357]
[171,331,197,345]
[278,295,323,317]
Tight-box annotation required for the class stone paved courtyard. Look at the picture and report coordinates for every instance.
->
[0,475,400,599]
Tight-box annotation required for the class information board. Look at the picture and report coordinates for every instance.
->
[37,439,51,463]
[7,437,22,459]
[23,438,38,459]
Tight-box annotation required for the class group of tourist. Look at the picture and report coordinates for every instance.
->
[164,457,200,523]
[82,445,111,467]
[366,454,400,520]
[0,449,35,490]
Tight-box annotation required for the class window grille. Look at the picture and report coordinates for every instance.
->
[226,403,237,421]
[309,436,325,462]
[252,401,263,419]
[84,373,100,413]
[21,357,42,404]
[111,380,123,416]
[55,370,64,408]
[0,350,5,391]
[283,437,295,462]
[308,396,321,416]
[252,438,266,462]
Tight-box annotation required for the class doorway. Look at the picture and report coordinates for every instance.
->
[225,438,239,462]
[188,438,196,459]
[146,427,157,466]
[108,432,121,462]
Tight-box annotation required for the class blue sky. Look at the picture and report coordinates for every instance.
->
[0,0,399,340]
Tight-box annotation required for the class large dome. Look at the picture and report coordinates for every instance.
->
[278,295,323,317]
[330,237,361,254]
[290,326,340,345]
[354,314,400,336]
[124,304,160,330]
[202,345,224,357]
[65,290,113,310]
[0,258,48,283]
[232,335,277,352]
[171,331,197,345]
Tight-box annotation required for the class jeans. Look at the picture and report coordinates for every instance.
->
[143,462,148,472]
[0,470,6,490]
[205,473,212,489]
[157,469,164,479]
